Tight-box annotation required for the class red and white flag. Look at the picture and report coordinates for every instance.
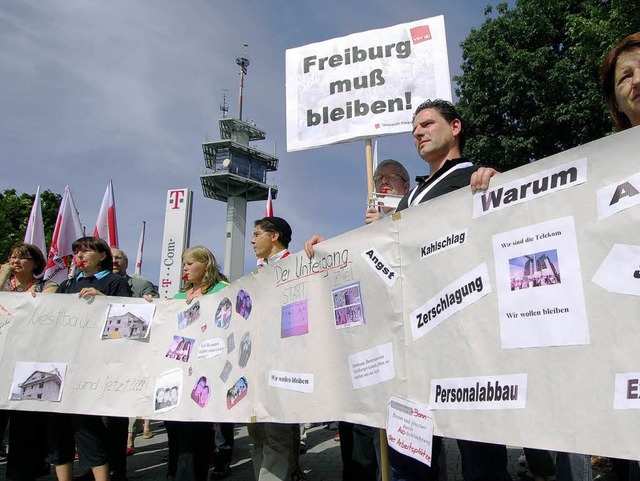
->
[264,187,274,217]
[93,180,119,247]
[24,185,47,258]
[44,186,84,284]
[134,221,146,276]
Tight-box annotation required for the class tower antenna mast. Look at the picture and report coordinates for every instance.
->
[236,44,250,121]
[220,89,229,119]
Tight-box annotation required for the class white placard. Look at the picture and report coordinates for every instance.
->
[492,217,590,348]
[286,16,450,151]
[420,228,468,259]
[429,374,527,410]
[361,247,398,286]
[197,338,225,360]
[348,342,395,390]
[410,263,492,342]
[268,370,315,393]
[387,395,434,466]
[592,244,640,296]
[597,172,640,220]
[614,372,640,409]
[473,158,587,218]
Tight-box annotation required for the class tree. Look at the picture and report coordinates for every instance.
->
[454,0,640,170]
[0,189,62,262]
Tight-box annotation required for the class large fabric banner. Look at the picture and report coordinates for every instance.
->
[1,128,640,460]
[285,16,451,151]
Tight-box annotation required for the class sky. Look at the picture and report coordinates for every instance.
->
[0,0,514,286]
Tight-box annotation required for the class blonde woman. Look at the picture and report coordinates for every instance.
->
[166,246,230,481]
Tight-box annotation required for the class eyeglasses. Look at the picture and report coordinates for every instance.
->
[252,230,269,239]
[373,173,406,185]
[9,256,33,262]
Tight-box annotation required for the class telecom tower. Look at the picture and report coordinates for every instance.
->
[200,44,278,281]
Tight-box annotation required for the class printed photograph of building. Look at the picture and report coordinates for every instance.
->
[509,249,561,291]
[103,311,148,339]
[102,303,155,340]
[10,362,67,402]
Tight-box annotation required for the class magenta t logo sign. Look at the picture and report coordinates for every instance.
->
[168,190,186,209]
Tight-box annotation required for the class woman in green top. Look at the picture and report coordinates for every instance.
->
[167,246,229,481]
[173,245,229,302]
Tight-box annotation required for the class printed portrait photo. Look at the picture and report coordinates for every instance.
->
[153,368,182,413]
[191,375,211,408]
[226,376,248,409]
[178,300,201,330]
[215,297,233,329]
[238,331,252,368]
[235,289,253,320]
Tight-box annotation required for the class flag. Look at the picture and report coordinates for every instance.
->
[265,187,274,217]
[24,186,47,258]
[93,180,119,247]
[43,186,84,284]
[134,221,146,276]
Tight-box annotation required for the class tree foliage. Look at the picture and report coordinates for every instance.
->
[454,0,640,170]
[0,189,62,262]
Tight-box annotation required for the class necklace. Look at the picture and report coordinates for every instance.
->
[10,277,35,292]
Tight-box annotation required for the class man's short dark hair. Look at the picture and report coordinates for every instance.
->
[255,217,292,249]
[412,99,466,153]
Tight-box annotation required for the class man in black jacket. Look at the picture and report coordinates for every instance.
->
[398,99,489,211]
[395,99,509,481]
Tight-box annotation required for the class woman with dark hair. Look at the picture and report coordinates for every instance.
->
[0,243,56,481]
[56,236,127,296]
[595,32,640,481]
[601,32,640,131]
[0,242,57,294]
[521,32,640,481]
[166,246,230,481]
[48,236,132,481]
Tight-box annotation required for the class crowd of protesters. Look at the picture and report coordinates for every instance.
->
[0,30,639,481]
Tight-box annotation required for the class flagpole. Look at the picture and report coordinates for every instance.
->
[365,139,375,195]
[373,140,379,173]
[134,221,146,276]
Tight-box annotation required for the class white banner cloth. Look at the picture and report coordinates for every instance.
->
[2,128,640,460]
